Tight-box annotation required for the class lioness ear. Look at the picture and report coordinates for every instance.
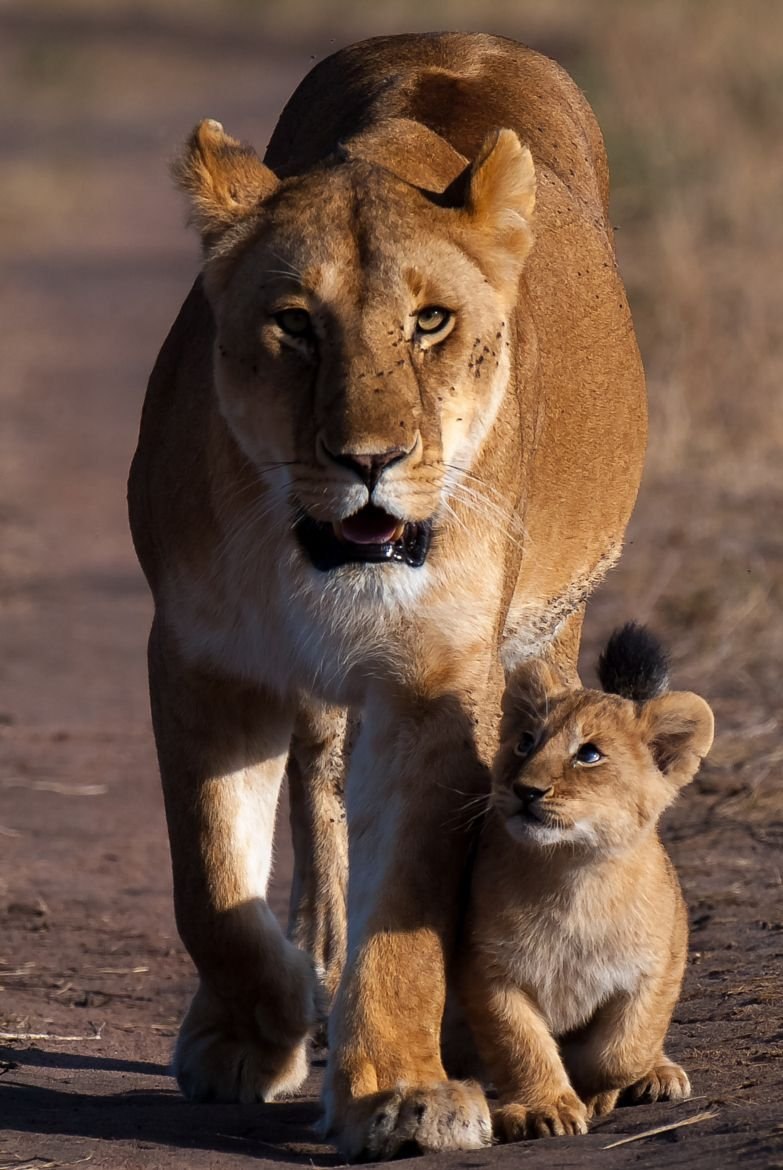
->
[172,119,278,249]
[461,129,536,289]
[467,128,535,230]
[639,692,715,788]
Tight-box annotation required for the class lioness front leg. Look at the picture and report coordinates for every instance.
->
[287,700,349,1007]
[149,622,319,1103]
[324,691,493,1160]
[460,971,588,1141]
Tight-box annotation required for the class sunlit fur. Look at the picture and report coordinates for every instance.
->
[460,652,714,1141]
[128,32,648,1159]
[493,690,683,855]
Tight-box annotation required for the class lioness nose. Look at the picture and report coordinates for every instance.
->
[513,782,553,805]
[324,445,408,491]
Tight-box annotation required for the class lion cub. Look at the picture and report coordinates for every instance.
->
[460,624,714,1141]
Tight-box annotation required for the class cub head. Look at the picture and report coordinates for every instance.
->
[172,117,536,574]
[493,625,714,853]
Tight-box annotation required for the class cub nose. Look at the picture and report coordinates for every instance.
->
[512,782,553,806]
[323,445,408,491]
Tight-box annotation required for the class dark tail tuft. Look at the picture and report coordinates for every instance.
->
[597,622,670,701]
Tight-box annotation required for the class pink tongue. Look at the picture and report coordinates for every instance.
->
[341,506,401,545]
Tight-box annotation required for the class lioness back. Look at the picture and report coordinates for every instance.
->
[266,33,610,217]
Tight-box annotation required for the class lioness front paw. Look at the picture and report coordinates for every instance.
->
[625,1059,691,1104]
[174,946,320,1103]
[336,1080,492,1161]
[494,1092,589,1141]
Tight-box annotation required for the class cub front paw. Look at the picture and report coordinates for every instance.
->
[584,1089,619,1118]
[174,945,320,1103]
[336,1080,492,1161]
[494,1092,589,1141]
[625,1059,691,1104]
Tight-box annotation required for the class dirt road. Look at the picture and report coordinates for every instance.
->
[1,4,781,1167]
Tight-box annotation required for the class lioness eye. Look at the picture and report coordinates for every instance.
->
[575,743,603,765]
[416,306,452,335]
[275,308,312,337]
[513,731,537,759]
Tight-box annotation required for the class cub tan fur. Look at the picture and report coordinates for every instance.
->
[128,33,646,1159]
[460,634,714,1141]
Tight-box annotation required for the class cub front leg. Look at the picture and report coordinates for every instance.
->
[324,690,493,1160]
[564,971,689,1108]
[624,1056,691,1104]
[460,968,588,1141]
[287,700,349,1006]
[149,622,319,1103]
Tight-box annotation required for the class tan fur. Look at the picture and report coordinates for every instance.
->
[128,32,646,1158]
[171,119,278,251]
[460,661,714,1140]
[286,701,349,1007]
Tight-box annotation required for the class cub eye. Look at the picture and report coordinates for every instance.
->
[575,743,603,766]
[415,306,453,338]
[513,731,537,759]
[275,308,312,337]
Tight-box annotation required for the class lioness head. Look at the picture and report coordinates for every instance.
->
[493,625,714,852]
[173,117,535,572]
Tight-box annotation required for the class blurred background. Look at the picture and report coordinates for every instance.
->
[0,3,781,1161]
[2,1,780,722]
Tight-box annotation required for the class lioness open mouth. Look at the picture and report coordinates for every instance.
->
[296,505,433,571]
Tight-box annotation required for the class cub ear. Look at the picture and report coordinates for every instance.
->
[639,692,715,788]
[502,658,568,719]
[172,119,278,250]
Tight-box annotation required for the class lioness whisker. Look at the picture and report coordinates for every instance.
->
[214,462,302,517]
[438,497,475,544]
[267,249,306,281]
[445,483,529,551]
[216,488,297,576]
[442,465,525,524]
[442,462,513,502]
[442,467,531,546]
[449,483,527,534]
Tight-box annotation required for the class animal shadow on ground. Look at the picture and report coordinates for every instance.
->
[0,1071,334,1165]
[3,1046,169,1077]
[1,1048,338,1166]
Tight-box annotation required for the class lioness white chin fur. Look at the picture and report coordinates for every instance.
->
[128,32,647,1160]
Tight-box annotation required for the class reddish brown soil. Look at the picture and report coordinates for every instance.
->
[1,5,781,1168]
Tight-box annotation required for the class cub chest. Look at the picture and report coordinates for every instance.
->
[490,899,655,1037]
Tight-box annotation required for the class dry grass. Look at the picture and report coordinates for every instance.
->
[586,3,783,486]
[0,1158,92,1170]
[602,1108,720,1149]
[0,1023,104,1042]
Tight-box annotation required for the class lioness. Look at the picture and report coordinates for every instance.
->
[461,625,714,1141]
[128,32,646,1160]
